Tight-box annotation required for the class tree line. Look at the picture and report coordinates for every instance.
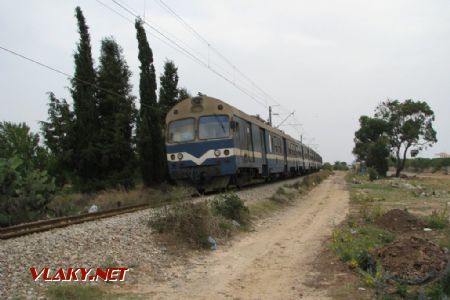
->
[0,7,192,225]
[42,7,191,191]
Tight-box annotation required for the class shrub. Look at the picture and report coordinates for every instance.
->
[368,167,378,181]
[424,207,449,229]
[271,186,296,203]
[212,192,249,224]
[0,156,55,226]
[426,281,445,299]
[441,270,450,296]
[149,201,225,248]
[322,162,333,171]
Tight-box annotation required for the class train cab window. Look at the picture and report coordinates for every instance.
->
[168,118,195,143]
[199,115,230,140]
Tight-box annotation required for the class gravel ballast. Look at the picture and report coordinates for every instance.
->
[0,176,305,299]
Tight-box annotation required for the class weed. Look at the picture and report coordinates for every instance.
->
[359,204,385,223]
[46,285,106,300]
[271,186,295,203]
[331,225,394,271]
[358,264,386,289]
[424,206,449,229]
[149,201,218,248]
[211,192,249,224]
[395,282,408,298]
[425,281,445,299]
[441,270,450,296]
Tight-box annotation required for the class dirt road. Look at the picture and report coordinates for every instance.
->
[138,172,349,299]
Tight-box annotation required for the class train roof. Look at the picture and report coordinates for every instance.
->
[166,96,320,157]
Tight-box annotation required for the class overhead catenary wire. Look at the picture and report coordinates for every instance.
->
[152,0,309,138]
[95,0,237,88]
[109,0,268,108]
[0,44,316,148]
[154,0,273,107]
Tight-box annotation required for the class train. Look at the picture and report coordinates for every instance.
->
[165,96,322,191]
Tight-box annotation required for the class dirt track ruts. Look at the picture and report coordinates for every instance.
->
[136,171,350,299]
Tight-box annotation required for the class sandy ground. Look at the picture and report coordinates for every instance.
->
[134,172,350,300]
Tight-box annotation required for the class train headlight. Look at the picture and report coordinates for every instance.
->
[214,149,221,157]
[177,153,183,160]
[224,149,230,156]
[170,154,176,160]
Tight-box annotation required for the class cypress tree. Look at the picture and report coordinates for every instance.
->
[177,87,191,102]
[135,19,166,185]
[71,7,100,191]
[96,37,136,189]
[159,60,179,119]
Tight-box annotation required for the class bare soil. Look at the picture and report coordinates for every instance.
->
[129,172,350,299]
[373,236,448,284]
[374,209,427,233]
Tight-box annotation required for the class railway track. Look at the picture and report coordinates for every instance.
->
[0,203,151,240]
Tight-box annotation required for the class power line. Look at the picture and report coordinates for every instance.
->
[109,0,268,108]
[95,0,265,108]
[153,0,309,138]
[155,0,274,106]
[0,45,139,106]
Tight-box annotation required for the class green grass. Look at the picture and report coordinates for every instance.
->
[423,207,449,229]
[46,285,106,300]
[330,225,395,270]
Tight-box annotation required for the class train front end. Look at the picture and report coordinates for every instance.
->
[165,96,236,192]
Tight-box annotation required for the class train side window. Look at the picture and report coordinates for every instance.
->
[246,125,251,151]
[268,134,272,152]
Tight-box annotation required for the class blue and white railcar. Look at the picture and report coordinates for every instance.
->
[165,96,322,191]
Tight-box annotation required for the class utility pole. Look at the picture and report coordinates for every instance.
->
[269,106,272,126]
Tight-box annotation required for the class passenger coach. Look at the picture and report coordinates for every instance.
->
[165,96,322,191]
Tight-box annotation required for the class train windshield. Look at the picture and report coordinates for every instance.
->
[168,118,195,143]
[199,115,230,139]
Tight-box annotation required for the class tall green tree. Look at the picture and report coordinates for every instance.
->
[159,60,179,118]
[177,87,191,102]
[0,122,55,226]
[353,116,390,176]
[40,92,74,185]
[0,122,48,171]
[135,19,166,185]
[96,37,136,189]
[71,7,100,190]
[375,100,437,177]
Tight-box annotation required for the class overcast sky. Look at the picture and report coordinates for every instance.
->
[1,0,449,163]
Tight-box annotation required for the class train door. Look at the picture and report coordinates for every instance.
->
[259,128,268,176]
[282,138,288,174]
[240,121,254,163]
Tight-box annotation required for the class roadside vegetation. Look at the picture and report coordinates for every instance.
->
[148,192,249,248]
[395,157,450,174]
[148,171,333,249]
[329,170,450,299]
